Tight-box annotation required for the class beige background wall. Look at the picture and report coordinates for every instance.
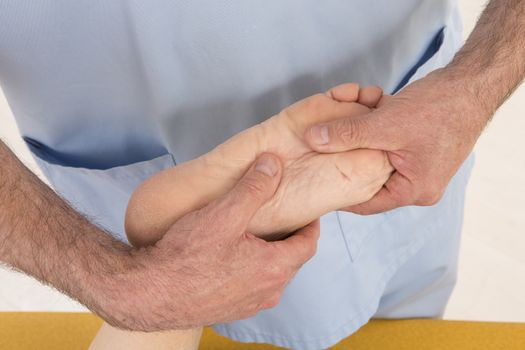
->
[1,0,524,321]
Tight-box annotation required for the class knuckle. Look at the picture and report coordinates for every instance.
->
[296,240,317,261]
[265,266,289,287]
[264,293,283,309]
[305,242,318,259]
[275,271,290,287]
[385,184,411,205]
[334,120,352,141]
[251,302,263,315]
[241,176,268,198]
[335,119,363,145]
[417,187,444,206]
[243,306,259,318]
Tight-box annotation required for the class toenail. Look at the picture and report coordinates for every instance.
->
[311,125,330,145]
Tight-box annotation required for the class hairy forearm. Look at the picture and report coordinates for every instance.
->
[444,0,525,118]
[0,141,133,317]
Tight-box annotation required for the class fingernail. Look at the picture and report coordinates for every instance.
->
[255,155,278,177]
[310,125,330,145]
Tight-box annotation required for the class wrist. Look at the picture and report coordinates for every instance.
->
[88,245,190,331]
[426,67,494,131]
[82,243,140,327]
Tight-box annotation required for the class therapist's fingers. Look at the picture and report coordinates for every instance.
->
[343,172,414,215]
[203,153,283,234]
[268,220,321,270]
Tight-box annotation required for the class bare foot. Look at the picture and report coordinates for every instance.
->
[126,83,393,245]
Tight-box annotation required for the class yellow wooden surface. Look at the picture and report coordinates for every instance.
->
[1,313,525,350]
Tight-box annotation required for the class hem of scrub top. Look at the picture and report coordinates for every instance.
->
[212,223,438,350]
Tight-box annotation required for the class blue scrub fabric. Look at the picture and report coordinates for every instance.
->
[0,1,471,349]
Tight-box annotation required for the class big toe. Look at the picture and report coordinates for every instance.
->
[326,83,360,102]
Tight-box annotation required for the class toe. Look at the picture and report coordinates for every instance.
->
[358,86,383,108]
[326,83,360,102]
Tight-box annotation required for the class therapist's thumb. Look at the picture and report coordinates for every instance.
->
[304,114,376,153]
[208,153,282,232]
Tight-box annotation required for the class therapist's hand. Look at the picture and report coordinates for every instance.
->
[102,153,320,331]
[304,0,525,214]
[304,70,488,214]
[0,141,318,333]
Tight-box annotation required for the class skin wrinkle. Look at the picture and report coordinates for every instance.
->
[125,84,392,245]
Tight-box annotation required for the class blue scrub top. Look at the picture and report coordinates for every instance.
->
[0,1,474,349]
